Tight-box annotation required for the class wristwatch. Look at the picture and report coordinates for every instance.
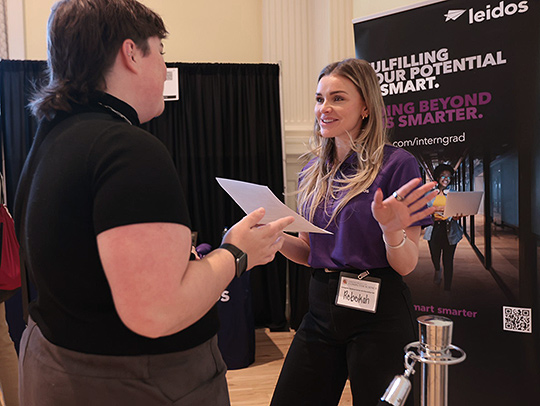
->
[219,243,248,278]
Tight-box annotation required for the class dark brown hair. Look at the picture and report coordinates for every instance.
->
[30,0,168,120]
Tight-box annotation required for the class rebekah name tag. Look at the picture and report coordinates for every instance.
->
[335,271,381,313]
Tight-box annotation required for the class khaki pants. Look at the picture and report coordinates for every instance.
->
[0,302,19,406]
[19,318,230,406]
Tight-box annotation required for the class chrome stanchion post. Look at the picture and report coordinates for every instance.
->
[379,315,466,406]
[405,315,466,406]
[420,315,452,406]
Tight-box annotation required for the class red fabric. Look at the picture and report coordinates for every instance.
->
[0,204,21,290]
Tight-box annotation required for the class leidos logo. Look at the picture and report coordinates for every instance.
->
[469,1,529,23]
[444,10,467,21]
[445,1,529,24]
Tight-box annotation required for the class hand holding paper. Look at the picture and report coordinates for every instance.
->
[216,178,332,234]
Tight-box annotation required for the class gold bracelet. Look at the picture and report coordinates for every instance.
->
[382,230,407,249]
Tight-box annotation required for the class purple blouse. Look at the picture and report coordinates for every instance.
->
[306,145,432,270]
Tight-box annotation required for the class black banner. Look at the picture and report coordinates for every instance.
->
[354,1,540,404]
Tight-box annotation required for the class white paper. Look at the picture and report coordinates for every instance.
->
[216,178,332,234]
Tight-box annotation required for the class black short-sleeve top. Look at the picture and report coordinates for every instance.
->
[15,93,219,355]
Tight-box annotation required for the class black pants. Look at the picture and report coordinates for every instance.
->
[271,268,417,406]
[428,221,458,291]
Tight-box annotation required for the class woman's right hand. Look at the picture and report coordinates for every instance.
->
[372,178,437,234]
[222,208,295,270]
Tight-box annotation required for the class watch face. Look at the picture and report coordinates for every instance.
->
[220,243,248,278]
[237,252,248,277]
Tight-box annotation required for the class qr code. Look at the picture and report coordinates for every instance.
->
[503,306,532,333]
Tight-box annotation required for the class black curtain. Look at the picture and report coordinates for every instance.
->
[288,261,311,330]
[144,63,287,330]
[0,60,46,349]
[0,61,45,208]
[0,60,288,346]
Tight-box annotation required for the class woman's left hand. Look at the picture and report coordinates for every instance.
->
[371,178,437,234]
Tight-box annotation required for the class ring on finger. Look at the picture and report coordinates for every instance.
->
[392,191,405,202]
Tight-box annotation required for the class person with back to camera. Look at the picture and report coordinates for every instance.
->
[13,1,294,405]
[269,58,437,406]
[423,164,464,291]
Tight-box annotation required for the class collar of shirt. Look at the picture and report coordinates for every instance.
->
[92,92,140,126]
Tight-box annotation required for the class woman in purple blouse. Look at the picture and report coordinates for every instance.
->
[271,59,436,406]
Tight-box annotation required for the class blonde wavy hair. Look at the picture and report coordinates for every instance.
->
[297,58,389,227]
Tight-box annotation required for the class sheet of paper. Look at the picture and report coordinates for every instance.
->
[216,178,332,234]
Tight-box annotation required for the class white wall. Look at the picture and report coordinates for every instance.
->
[353,0,423,20]
[18,0,424,61]
[22,0,263,62]
[14,0,423,209]
[5,0,24,59]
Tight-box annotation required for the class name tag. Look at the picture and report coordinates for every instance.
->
[335,272,381,313]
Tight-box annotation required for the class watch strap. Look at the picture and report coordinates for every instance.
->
[219,243,242,257]
[219,243,247,278]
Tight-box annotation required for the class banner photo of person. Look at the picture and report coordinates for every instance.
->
[354,0,540,405]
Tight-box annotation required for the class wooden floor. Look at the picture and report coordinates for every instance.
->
[226,328,352,405]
